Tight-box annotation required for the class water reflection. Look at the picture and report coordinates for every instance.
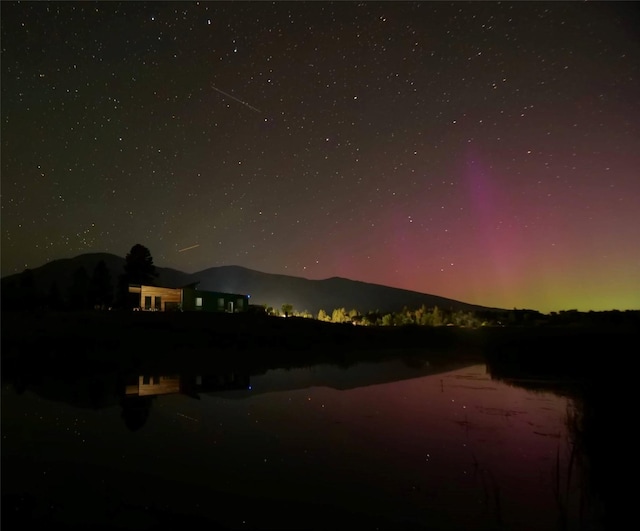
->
[121,373,251,431]
[2,352,603,530]
[486,362,606,531]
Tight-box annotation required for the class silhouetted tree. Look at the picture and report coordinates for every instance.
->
[68,266,91,310]
[46,280,64,311]
[89,260,113,309]
[116,244,158,308]
[1,278,20,309]
[124,244,158,285]
[19,268,35,290]
[14,268,40,310]
[281,303,293,317]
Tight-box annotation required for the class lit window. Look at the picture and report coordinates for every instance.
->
[196,297,203,308]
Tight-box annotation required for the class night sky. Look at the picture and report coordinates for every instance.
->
[2,1,639,313]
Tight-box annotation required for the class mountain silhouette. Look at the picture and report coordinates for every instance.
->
[1,252,501,314]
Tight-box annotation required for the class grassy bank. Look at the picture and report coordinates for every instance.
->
[2,309,636,379]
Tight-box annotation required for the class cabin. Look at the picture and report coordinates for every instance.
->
[128,283,250,313]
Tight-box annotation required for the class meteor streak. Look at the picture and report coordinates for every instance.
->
[211,85,261,113]
[178,244,200,253]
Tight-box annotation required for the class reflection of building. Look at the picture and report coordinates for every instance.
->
[128,283,250,312]
[124,372,251,398]
[125,375,181,396]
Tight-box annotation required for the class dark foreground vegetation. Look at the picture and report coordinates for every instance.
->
[2,308,637,376]
[1,309,485,375]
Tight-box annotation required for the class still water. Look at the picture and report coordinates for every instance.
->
[2,355,601,530]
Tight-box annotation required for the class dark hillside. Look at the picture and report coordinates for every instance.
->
[1,253,501,315]
[0,253,190,298]
[187,265,495,315]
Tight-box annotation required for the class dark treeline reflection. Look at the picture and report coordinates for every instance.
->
[3,349,472,432]
[7,366,252,432]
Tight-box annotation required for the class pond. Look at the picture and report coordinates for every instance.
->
[1,353,603,530]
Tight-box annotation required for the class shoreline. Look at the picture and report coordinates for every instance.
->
[2,310,635,380]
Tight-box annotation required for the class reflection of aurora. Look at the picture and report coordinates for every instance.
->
[485,360,606,530]
[3,356,605,530]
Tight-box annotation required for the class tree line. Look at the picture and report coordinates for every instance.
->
[259,303,489,328]
[265,303,640,328]
[2,244,158,311]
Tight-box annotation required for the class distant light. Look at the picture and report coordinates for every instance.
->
[248,386,252,390]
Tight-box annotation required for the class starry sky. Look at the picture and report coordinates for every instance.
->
[2,1,639,313]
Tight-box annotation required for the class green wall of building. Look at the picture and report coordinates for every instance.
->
[182,288,249,313]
